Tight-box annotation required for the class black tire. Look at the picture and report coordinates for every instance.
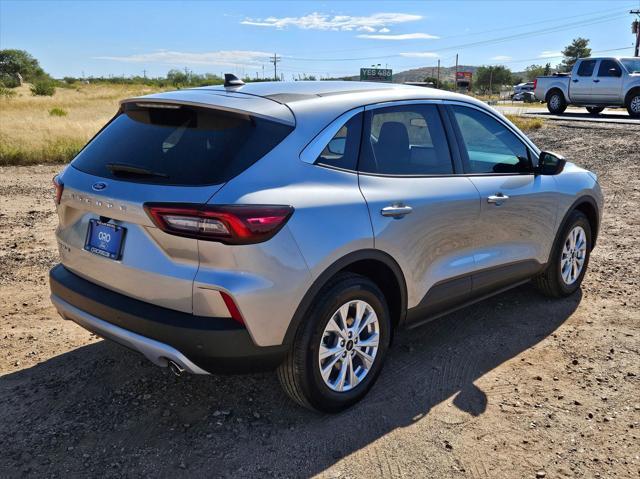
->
[277,272,391,412]
[586,106,604,115]
[534,210,592,298]
[546,90,567,114]
[626,90,640,118]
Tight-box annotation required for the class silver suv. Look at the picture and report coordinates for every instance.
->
[50,78,603,412]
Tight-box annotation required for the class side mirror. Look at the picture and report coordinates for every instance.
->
[536,151,566,175]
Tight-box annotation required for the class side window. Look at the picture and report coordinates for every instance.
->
[359,104,453,175]
[577,60,596,77]
[316,114,362,170]
[597,59,622,78]
[451,106,531,174]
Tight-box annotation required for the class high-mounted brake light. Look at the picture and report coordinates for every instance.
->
[53,175,64,205]
[144,204,294,245]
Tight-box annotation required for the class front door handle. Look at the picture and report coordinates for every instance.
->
[487,193,509,206]
[381,204,413,218]
[593,79,600,83]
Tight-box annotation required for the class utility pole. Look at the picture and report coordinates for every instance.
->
[437,59,440,88]
[489,66,494,98]
[632,10,640,57]
[455,54,459,90]
[270,53,281,81]
[142,69,147,79]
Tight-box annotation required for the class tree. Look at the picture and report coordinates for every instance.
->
[475,65,514,92]
[524,64,545,82]
[561,37,591,72]
[0,49,48,87]
[422,76,438,85]
[543,63,552,76]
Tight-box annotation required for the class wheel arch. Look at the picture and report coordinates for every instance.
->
[545,87,567,104]
[548,196,600,265]
[282,249,407,346]
[624,86,640,106]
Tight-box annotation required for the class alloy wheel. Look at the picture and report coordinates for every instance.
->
[560,226,587,285]
[318,300,380,392]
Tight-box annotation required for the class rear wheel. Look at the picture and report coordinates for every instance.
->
[627,91,640,118]
[535,210,591,297]
[546,91,567,114]
[586,106,604,115]
[278,273,391,412]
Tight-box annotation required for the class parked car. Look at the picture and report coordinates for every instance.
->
[534,57,640,117]
[511,81,535,100]
[50,78,603,412]
[511,91,537,102]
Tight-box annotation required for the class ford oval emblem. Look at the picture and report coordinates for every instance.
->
[92,182,107,191]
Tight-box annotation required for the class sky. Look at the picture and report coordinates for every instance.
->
[1,0,638,79]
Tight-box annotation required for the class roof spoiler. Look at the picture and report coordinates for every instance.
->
[224,73,245,88]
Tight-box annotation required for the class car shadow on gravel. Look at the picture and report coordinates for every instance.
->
[0,284,581,478]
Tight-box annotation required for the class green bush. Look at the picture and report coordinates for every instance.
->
[49,107,67,117]
[30,80,56,96]
[0,74,20,88]
[0,84,16,98]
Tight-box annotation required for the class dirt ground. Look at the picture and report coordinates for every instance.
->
[0,121,638,478]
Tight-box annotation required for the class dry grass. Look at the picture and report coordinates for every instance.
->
[0,83,163,165]
[505,114,544,131]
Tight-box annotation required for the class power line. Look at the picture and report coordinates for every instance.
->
[288,12,626,63]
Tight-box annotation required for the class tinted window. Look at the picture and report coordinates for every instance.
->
[577,60,596,77]
[452,106,531,174]
[359,104,453,175]
[72,104,293,185]
[316,113,362,170]
[597,59,622,77]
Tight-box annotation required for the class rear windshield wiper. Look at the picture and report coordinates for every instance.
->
[106,163,168,178]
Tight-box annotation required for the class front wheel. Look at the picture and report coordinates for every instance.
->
[278,273,391,412]
[547,91,567,114]
[534,210,592,298]
[586,106,604,115]
[627,91,640,118]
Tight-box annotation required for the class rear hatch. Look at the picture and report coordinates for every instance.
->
[54,90,294,313]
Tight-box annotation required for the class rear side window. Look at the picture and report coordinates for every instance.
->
[359,104,453,175]
[451,106,531,174]
[316,113,362,170]
[577,60,596,77]
[72,104,293,185]
[597,59,622,77]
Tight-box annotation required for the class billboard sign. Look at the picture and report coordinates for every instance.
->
[360,68,393,82]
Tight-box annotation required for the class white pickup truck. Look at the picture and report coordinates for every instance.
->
[534,57,640,117]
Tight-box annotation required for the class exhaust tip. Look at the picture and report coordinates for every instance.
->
[167,360,185,377]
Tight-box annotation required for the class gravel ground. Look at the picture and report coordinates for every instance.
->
[0,121,639,478]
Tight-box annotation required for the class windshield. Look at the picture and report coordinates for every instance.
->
[72,103,293,185]
[621,58,640,74]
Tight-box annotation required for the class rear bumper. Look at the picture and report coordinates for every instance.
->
[49,264,288,373]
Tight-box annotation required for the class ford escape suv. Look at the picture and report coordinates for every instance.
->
[50,78,603,412]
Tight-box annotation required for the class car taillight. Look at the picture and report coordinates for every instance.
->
[533,79,537,91]
[144,203,294,245]
[53,175,64,205]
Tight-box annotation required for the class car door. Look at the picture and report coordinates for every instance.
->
[571,59,597,103]
[593,59,624,104]
[356,102,481,321]
[446,103,559,296]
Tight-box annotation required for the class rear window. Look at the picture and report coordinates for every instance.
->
[72,103,293,185]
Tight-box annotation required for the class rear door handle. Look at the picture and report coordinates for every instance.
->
[593,79,600,83]
[487,194,509,205]
[381,204,413,218]
[572,79,579,83]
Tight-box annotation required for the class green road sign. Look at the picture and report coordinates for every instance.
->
[360,68,392,82]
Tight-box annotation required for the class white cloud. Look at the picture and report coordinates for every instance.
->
[379,27,390,33]
[539,51,562,59]
[399,52,439,58]
[240,12,422,32]
[491,55,512,61]
[94,50,272,67]
[357,33,439,40]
